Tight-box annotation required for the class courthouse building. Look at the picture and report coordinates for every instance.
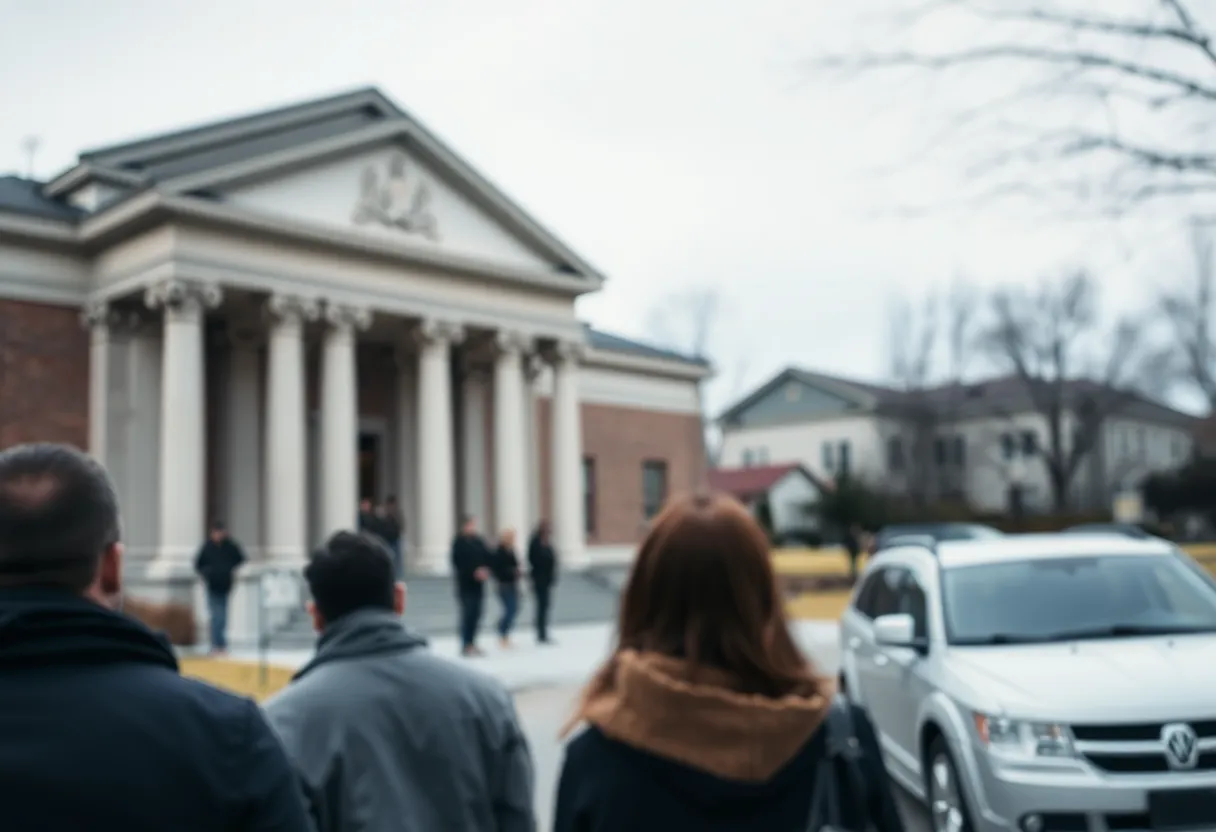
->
[0,87,709,607]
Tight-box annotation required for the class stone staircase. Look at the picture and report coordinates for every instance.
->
[266,567,627,648]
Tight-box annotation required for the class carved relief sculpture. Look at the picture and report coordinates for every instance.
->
[352,152,440,242]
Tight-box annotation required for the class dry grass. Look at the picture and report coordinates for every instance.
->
[179,657,295,702]
[784,591,852,622]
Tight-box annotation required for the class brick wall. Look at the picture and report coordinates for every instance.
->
[0,299,89,449]
[560,402,706,546]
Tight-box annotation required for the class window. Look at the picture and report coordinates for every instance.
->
[1136,427,1146,457]
[642,460,668,519]
[1173,434,1186,461]
[837,441,851,477]
[887,437,904,472]
[582,457,597,536]
[742,449,755,467]
[868,567,911,619]
[952,436,966,467]
[933,437,947,466]
[822,441,835,472]
[1020,430,1037,457]
[757,447,770,465]
[1000,432,1015,461]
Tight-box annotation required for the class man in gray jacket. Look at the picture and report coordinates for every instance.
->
[264,531,535,831]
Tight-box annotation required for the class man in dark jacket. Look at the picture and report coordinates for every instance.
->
[264,530,535,832]
[451,514,491,657]
[194,519,246,653]
[527,520,558,644]
[0,442,309,832]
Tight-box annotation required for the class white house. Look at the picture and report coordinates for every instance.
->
[717,368,1198,513]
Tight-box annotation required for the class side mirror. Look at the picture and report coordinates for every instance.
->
[873,613,927,653]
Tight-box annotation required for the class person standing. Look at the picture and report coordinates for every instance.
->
[451,515,490,657]
[264,530,535,832]
[380,495,404,577]
[0,442,309,831]
[357,498,381,540]
[193,520,247,654]
[528,520,557,644]
[492,528,521,649]
[844,523,863,582]
[553,492,903,832]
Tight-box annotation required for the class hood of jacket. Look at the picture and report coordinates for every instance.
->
[578,649,832,784]
[293,608,428,680]
[0,587,178,671]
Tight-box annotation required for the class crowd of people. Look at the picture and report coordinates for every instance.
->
[0,441,903,831]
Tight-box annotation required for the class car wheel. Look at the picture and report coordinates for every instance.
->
[925,737,974,832]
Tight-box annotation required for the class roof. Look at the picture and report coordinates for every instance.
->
[719,366,1199,429]
[934,533,1175,569]
[708,463,816,500]
[0,176,82,221]
[585,326,709,367]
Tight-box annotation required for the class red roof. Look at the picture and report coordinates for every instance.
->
[708,464,806,500]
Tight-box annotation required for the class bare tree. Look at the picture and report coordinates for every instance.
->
[980,269,1147,510]
[1159,221,1216,407]
[810,1,1216,215]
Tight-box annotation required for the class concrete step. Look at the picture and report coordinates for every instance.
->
[265,570,624,649]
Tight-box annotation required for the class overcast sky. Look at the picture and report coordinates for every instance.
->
[0,0,1198,414]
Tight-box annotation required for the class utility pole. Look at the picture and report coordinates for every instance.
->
[21,136,40,179]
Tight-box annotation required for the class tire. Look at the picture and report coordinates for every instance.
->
[925,736,975,832]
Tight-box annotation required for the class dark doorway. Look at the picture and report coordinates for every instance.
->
[359,432,380,501]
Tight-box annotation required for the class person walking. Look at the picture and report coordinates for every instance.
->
[264,530,535,832]
[193,520,247,654]
[553,491,904,832]
[381,494,405,576]
[0,442,309,831]
[527,520,557,644]
[451,515,490,657]
[492,528,521,649]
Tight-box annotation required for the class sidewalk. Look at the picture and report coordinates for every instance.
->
[222,619,842,693]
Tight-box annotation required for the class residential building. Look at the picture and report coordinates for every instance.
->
[707,463,823,537]
[0,87,710,620]
[717,368,1197,513]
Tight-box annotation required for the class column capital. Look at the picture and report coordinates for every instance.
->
[523,352,545,382]
[323,302,373,332]
[80,299,115,331]
[144,279,222,316]
[265,293,321,325]
[549,339,588,365]
[492,329,531,356]
[410,318,464,348]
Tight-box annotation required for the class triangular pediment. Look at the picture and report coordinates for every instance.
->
[214,142,561,273]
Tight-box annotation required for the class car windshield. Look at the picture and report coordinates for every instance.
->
[942,554,1216,645]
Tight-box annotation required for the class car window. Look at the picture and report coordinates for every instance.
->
[869,567,909,618]
[852,570,884,618]
[941,554,1216,645]
[896,577,929,640]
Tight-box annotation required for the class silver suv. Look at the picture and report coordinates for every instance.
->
[838,533,1216,832]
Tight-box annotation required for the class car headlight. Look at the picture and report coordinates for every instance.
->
[973,713,1074,759]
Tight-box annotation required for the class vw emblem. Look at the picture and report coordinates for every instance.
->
[1161,723,1200,771]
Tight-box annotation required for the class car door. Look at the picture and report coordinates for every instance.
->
[841,570,883,700]
[877,570,933,785]
[853,566,907,721]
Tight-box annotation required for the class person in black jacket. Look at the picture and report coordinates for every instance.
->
[492,528,522,648]
[527,520,557,644]
[194,520,246,654]
[0,442,309,832]
[450,514,490,657]
[554,491,905,832]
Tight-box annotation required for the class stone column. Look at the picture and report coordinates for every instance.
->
[264,294,318,563]
[320,303,372,539]
[492,330,530,540]
[224,326,263,557]
[460,357,491,528]
[523,353,543,529]
[393,349,418,552]
[551,341,589,568]
[143,279,222,574]
[82,299,113,465]
[414,319,463,573]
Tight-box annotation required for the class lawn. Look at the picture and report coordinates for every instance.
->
[179,657,294,702]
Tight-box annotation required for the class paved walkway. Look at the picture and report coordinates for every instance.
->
[225,620,842,693]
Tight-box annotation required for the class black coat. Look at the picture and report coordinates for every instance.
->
[0,588,310,832]
[194,537,246,595]
[554,703,904,832]
[451,534,490,596]
[491,545,521,587]
[528,534,557,587]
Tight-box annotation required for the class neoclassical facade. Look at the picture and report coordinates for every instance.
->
[0,87,709,605]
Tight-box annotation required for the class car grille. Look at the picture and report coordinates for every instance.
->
[1072,720,1216,774]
